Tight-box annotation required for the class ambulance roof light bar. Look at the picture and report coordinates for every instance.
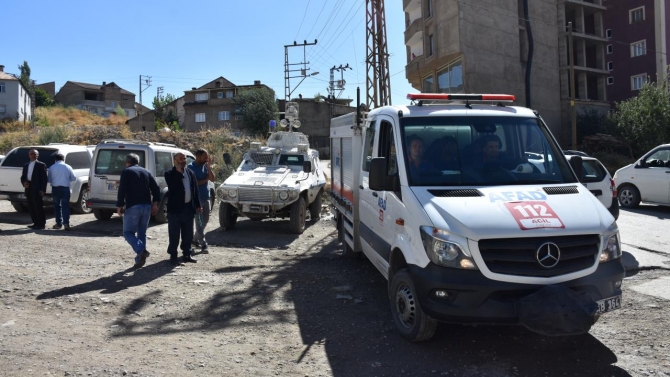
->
[407,93,516,107]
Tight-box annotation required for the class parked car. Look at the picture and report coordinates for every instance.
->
[0,144,93,214]
[565,155,618,220]
[563,150,590,157]
[87,140,215,223]
[614,144,670,209]
[0,155,4,164]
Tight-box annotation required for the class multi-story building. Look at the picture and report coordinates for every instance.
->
[54,81,137,118]
[0,64,33,122]
[182,77,273,133]
[603,0,668,104]
[403,0,615,146]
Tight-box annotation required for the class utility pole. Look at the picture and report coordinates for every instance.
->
[328,64,351,118]
[568,22,577,149]
[366,0,391,110]
[284,40,318,102]
[138,75,152,130]
[157,86,164,101]
[30,80,36,130]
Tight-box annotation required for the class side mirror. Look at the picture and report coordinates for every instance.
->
[636,160,647,168]
[369,158,388,191]
[568,156,583,182]
[223,153,232,165]
[303,161,312,173]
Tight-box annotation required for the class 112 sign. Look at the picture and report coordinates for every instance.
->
[504,201,565,230]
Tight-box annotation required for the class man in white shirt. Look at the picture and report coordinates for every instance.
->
[48,153,76,230]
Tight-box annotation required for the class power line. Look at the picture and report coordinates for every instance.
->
[305,0,331,39]
[293,0,312,41]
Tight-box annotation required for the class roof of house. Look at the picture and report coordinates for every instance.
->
[0,71,18,81]
[68,81,134,96]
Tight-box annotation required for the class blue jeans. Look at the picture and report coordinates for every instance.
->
[52,186,71,226]
[122,204,152,262]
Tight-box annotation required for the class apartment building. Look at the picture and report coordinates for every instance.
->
[603,0,668,104]
[0,64,33,122]
[54,81,137,118]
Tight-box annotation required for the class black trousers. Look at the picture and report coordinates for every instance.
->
[25,189,46,227]
[167,203,195,258]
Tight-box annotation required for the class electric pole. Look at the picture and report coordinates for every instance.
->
[366,0,391,109]
[139,75,152,130]
[328,64,351,99]
[157,86,164,101]
[284,40,318,101]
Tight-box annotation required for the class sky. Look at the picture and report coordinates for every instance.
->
[4,0,417,109]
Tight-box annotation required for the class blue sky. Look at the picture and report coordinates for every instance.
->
[5,0,416,109]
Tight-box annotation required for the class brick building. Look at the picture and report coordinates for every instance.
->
[54,81,137,118]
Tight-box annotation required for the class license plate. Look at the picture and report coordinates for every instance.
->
[250,204,262,212]
[595,295,621,314]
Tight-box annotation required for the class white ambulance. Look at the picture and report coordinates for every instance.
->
[330,93,624,341]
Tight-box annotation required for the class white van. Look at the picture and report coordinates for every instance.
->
[330,94,624,341]
[87,140,213,223]
[614,143,670,208]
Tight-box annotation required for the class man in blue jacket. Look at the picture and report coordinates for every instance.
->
[165,152,202,265]
[116,153,160,268]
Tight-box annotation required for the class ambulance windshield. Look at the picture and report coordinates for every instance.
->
[400,116,578,186]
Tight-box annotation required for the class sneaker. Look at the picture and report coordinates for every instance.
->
[64,225,71,231]
[52,224,62,230]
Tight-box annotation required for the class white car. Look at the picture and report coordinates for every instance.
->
[566,155,619,220]
[614,144,670,209]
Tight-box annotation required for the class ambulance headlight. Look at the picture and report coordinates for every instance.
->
[600,226,622,263]
[420,226,478,270]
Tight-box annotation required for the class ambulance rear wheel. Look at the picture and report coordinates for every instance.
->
[219,203,237,231]
[389,269,437,342]
[289,197,306,234]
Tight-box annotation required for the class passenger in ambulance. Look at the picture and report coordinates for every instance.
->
[406,134,433,179]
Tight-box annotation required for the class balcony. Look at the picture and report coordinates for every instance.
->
[403,0,420,13]
[565,0,606,13]
[405,17,423,46]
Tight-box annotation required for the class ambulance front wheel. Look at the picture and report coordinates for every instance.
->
[389,269,437,342]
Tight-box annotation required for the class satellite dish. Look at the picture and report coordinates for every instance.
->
[279,119,288,128]
[292,120,301,128]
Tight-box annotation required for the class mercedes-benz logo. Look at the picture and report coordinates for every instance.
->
[536,242,561,268]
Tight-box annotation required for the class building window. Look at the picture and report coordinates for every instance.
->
[606,29,612,38]
[607,77,614,85]
[217,92,223,99]
[195,93,209,101]
[607,45,613,54]
[607,62,613,71]
[631,74,647,90]
[428,35,434,57]
[437,59,464,94]
[422,75,434,92]
[629,7,645,23]
[426,0,433,18]
[110,101,115,108]
[195,113,206,122]
[0,82,4,93]
[0,104,5,114]
[226,90,234,98]
[218,111,230,121]
[631,40,646,57]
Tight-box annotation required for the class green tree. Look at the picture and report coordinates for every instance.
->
[314,92,324,102]
[17,61,32,94]
[232,88,278,135]
[35,87,54,107]
[611,73,670,156]
[152,93,179,130]
[114,105,126,117]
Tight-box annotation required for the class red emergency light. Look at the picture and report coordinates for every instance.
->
[407,93,516,102]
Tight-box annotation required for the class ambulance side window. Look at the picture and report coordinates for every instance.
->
[362,124,376,172]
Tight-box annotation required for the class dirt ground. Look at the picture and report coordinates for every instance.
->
[0,199,669,377]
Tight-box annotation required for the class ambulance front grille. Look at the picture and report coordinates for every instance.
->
[478,235,600,277]
[238,188,273,203]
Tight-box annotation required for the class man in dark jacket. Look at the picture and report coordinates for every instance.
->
[20,149,48,230]
[165,152,202,265]
[116,153,161,268]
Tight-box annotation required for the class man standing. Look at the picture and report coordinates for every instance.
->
[187,149,215,254]
[165,152,202,265]
[116,153,160,268]
[48,153,76,230]
[20,149,48,230]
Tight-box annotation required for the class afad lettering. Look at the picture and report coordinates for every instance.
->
[489,191,547,202]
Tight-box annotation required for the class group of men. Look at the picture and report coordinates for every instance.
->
[116,149,214,268]
[20,149,77,231]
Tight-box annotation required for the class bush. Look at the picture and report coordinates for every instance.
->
[37,126,69,145]
[0,131,37,154]
[592,151,636,176]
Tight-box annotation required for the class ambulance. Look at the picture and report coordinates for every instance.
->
[330,94,624,341]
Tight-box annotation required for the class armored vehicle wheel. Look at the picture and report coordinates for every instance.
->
[11,202,28,213]
[389,269,437,342]
[219,203,237,230]
[93,209,113,221]
[309,190,322,222]
[154,195,169,224]
[289,196,306,234]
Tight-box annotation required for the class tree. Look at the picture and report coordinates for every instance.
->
[114,105,126,117]
[35,87,54,107]
[17,61,32,94]
[611,73,670,156]
[232,88,279,135]
[152,93,179,130]
[314,92,324,102]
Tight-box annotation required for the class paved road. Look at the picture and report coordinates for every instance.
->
[617,204,670,271]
